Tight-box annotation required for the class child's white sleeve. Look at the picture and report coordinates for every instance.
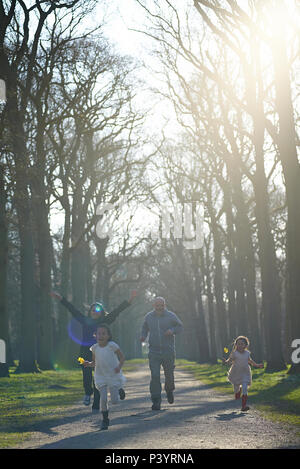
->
[90,344,96,353]
[109,341,120,352]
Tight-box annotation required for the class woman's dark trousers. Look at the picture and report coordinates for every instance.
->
[81,347,100,410]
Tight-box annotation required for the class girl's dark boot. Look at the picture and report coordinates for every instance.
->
[241,395,249,411]
[101,411,109,430]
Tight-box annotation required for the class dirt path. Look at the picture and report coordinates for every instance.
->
[17,364,300,449]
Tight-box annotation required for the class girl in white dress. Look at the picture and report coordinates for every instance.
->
[223,336,263,411]
[83,325,126,429]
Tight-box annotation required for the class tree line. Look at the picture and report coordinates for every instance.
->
[131,0,300,372]
[0,0,299,377]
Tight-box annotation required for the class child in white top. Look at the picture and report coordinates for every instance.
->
[83,325,125,429]
[223,336,263,411]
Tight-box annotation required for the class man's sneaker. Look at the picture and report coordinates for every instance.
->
[151,399,161,411]
[119,388,126,400]
[101,420,109,430]
[83,395,91,406]
[167,391,174,404]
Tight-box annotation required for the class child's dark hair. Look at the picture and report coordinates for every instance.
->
[96,324,112,341]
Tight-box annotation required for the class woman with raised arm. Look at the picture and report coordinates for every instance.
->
[50,289,137,412]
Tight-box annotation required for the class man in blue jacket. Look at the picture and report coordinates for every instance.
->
[140,297,183,410]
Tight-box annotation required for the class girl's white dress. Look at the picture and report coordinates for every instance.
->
[227,350,252,386]
[90,341,126,389]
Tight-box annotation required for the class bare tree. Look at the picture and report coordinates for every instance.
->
[0,0,97,372]
[0,164,9,377]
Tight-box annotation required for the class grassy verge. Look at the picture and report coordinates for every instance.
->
[0,359,146,449]
[176,359,300,428]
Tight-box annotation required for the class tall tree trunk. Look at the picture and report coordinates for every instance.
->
[226,155,262,360]
[0,165,10,377]
[85,241,93,305]
[56,194,73,368]
[7,79,39,373]
[270,6,300,372]
[245,34,286,370]
[67,189,87,365]
[223,182,238,342]
[201,239,217,363]
[30,113,54,369]
[14,157,39,372]
[71,184,87,306]
[207,187,228,350]
[31,178,54,370]
[191,251,210,363]
[95,237,110,308]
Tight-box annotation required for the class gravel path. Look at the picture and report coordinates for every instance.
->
[17,364,300,449]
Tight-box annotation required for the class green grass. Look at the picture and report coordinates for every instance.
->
[176,359,300,428]
[0,360,145,449]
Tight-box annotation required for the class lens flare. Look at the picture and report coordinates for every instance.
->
[67,318,95,347]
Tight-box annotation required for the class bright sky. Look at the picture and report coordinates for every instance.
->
[101,0,182,130]
[100,0,148,57]
[50,0,183,236]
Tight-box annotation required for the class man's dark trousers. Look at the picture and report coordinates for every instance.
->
[148,351,175,402]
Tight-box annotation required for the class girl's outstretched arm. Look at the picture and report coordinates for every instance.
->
[222,352,234,365]
[83,352,95,368]
[222,358,231,365]
[114,348,125,373]
[248,357,264,368]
